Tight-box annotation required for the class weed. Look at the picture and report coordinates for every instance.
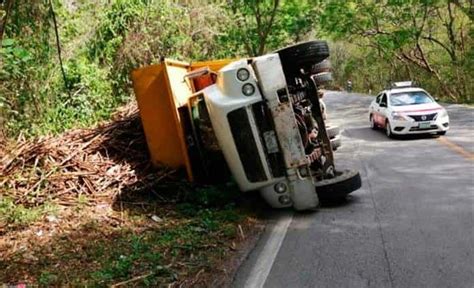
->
[76,194,89,207]
[38,271,57,286]
[0,197,57,228]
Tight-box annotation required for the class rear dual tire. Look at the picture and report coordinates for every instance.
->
[312,72,333,85]
[326,125,340,139]
[277,40,330,75]
[311,59,331,74]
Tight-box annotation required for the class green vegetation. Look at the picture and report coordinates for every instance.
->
[0,196,57,227]
[3,208,252,286]
[0,182,260,286]
[320,0,473,102]
[1,0,471,138]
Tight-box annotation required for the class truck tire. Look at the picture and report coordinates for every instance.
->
[277,40,330,73]
[312,72,333,85]
[315,170,361,201]
[330,135,341,151]
[311,59,331,74]
[326,125,340,139]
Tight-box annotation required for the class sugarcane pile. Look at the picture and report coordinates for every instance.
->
[0,102,175,207]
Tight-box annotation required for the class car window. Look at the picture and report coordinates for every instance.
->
[376,94,382,104]
[390,91,434,106]
[380,94,387,106]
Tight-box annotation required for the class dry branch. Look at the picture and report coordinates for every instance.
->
[0,102,176,207]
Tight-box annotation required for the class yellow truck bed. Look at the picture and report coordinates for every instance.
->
[131,59,232,181]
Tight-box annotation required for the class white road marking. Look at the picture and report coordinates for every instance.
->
[244,212,293,288]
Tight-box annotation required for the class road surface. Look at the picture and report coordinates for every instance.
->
[233,92,474,288]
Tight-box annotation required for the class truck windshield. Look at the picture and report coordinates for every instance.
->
[390,91,434,106]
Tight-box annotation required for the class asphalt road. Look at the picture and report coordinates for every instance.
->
[233,92,474,288]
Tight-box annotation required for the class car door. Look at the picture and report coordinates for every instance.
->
[377,93,388,127]
[370,93,381,121]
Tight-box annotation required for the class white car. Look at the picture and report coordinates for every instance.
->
[369,82,449,137]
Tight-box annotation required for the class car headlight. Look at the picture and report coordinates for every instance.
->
[391,112,410,121]
[438,109,448,118]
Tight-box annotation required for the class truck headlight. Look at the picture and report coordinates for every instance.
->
[274,182,287,194]
[237,68,250,81]
[278,195,292,205]
[242,83,255,96]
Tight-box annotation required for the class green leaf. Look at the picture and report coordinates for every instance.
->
[2,38,15,47]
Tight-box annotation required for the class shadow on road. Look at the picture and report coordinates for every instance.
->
[343,127,391,142]
[343,127,440,142]
[319,194,361,208]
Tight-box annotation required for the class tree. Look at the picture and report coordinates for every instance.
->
[319,0,472,102]
[224,0,318,56]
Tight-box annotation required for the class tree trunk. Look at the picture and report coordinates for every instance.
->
[0,0,14,140]
[257,0,279,55]
[0,0,13,45]
[48,0,69,92]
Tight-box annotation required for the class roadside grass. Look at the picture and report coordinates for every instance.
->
[0,197,58,229]
[0,184,263,287]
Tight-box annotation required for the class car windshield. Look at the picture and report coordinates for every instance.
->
[390,91,434,106]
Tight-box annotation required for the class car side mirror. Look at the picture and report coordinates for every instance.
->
[435,97,440,102]
[380,102,387,107]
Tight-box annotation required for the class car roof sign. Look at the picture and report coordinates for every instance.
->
[388,81,418,89]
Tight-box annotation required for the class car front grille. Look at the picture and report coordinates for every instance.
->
[409,125,438,131]
[408,113,437,122]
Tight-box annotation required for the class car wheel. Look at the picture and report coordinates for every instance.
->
[370,115,377,130]
[385,121,393,138]
[277,40,330,74]
[315,169,362,201]
[437,131,447,136]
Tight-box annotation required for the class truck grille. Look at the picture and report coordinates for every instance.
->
[252,103,286,178]
[408,113,437,122]
[228,108,267,183]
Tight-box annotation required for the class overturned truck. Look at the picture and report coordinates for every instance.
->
[132,41,361,211]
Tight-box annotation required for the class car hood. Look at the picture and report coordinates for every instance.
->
[392,103,443,114]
